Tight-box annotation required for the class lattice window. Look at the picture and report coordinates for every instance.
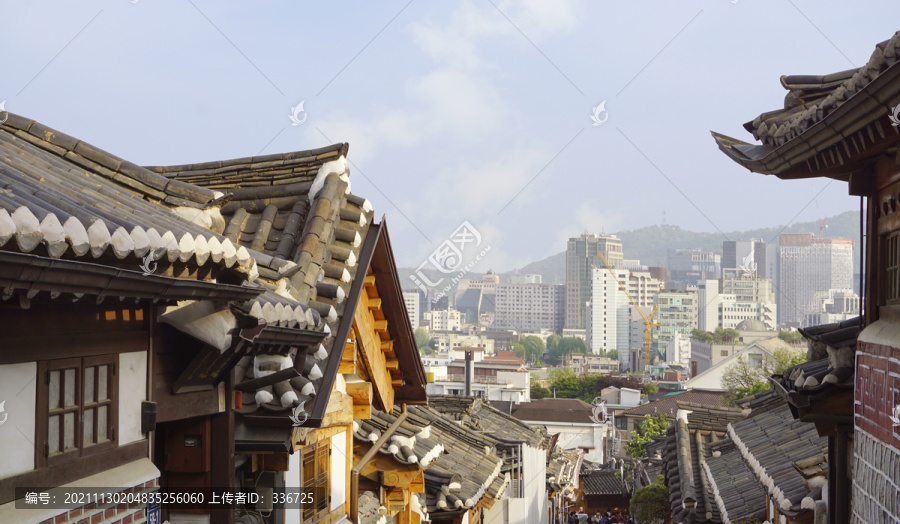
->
[301,439,330,522]
[38,355,118,467]
[886,233,900,304]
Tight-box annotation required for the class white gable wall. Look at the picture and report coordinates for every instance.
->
[0,362,36,478]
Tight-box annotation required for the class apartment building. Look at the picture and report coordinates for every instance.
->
[565,232,624,329]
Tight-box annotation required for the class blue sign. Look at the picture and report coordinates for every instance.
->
[147,500,161,524]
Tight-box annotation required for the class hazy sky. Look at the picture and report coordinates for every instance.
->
[2,1,894,272]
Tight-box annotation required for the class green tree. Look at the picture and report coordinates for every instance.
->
[547,334,561,353]
[511,342,526,360]
[521,336,546,364]
[414,327,429,348]
[530,383,551,399]
[641,382,659,396]
[721,348,806,402]
[691,328,714,343]
[607,349,619,361]
[624,413,669,458]
[547,368,581,398]
[778,329,803,344]
[630,475,670,524]
[722,328,741,343]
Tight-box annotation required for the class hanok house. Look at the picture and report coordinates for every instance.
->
[0,111,428,524]
[426,395,563,524]
[579,466,629,515]
[712,30,900,524]
[147,143,429,523]
[0,112,271,524]
[661,391,829,524]
[352,404,508,524]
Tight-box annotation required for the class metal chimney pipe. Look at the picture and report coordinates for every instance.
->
[464,348,472,396]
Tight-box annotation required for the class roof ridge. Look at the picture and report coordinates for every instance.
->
[1,113,220,207]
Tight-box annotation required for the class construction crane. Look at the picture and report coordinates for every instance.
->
[594,253,660,371]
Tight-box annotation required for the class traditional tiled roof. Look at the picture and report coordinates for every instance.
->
[727,403,827,516]
[774,317,861,395]
[0,113,258,284]
[354,405,504,518]
[150,143,382,422]
[620,389,729,419]
[429,396,547,448]
[712,32,900,178]
[582,469,628,497]
[661,403,748,523]
[701,440,768,524]
[509,398,598,424]
[547,448,582,494]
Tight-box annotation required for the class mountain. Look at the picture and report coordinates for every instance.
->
[399,210,861,294]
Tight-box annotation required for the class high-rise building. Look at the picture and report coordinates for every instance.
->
[585,267,630,356]
[666,248,721,291]
[494,282,565,332]
[697,277,777,332]
[778,234,853,328]
[722,239,770,279]
[626,270,663,308]
[403,291,420,329]
[565,232,623,329]
[653,291,698,355]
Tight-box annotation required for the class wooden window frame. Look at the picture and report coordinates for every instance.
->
[300,439,331,523]
[36,354,119,469]
[884,231,900,306]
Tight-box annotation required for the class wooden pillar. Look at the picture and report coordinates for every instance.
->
[210,374,235,524]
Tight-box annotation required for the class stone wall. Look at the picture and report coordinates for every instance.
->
[851,429,900,524]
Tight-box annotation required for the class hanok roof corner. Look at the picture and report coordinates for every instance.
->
[711,31,900,180]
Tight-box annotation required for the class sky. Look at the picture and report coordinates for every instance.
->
[1,1,895,275]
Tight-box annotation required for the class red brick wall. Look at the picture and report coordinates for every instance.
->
[855,341,900,447]
[37,478,159,524]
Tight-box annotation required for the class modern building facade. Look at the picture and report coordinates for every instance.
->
[697,276,777,332]
[777,234,854,328]
[427,307,462,332]
[565,232,624,329]
[653,291,698,355]
[585,267,630,356]
[666,248,721,291]
[403,290,420,329]
[494,281,565,332]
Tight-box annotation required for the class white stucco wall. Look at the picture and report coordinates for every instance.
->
[537,422,606,463]
[523,444,547,523]
[330,432,347,511]
[286,452,301,524]
[118,351,147,446]
[0,362,37,478]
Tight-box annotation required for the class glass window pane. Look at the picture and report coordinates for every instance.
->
[83,408,94,445]
[63,412,75,450]
[84,367,95,404]
[98,365,108,400]
[98,405,107,441]
[64,369,76,407]
[49,415,59,454]
[49,371,60,410]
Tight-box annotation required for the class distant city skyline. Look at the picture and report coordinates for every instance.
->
[1,2,891,274]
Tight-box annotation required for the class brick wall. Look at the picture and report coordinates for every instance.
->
[855,342,900,447]
[851,429,900,524]
[852,340,900,524]
[36,478,159,524]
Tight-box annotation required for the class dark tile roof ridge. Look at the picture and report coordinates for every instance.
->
[1,114,220,207]
[726,403,827,515]
[0,118,259,280]
[145,142,349,175]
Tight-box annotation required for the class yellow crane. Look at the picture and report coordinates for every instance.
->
[594,253,660,371]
